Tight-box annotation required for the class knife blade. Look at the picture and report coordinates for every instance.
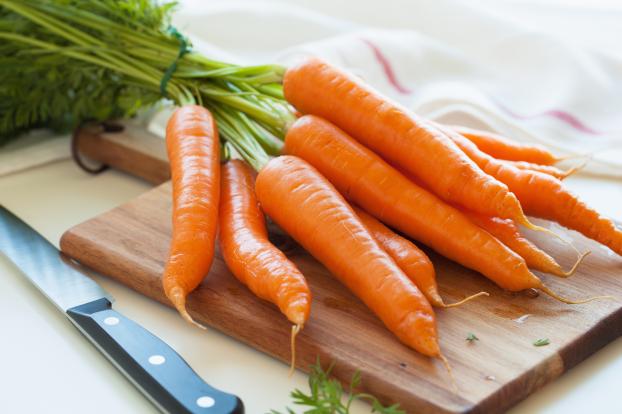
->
[0,206,243,414]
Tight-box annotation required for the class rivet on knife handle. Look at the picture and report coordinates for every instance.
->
[66,298,244,414]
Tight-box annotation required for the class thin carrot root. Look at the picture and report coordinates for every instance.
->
[439,353,458,394]
[168,286,206,330]
[442,291,490,308]
[554,152,594,164]
[520,217,559,238]
[553,250,591,278]
[518,215,547,233]
[560,160,588,180]
[519,217,579,253]
[539,285,616,305]
[427,291,446,308]
[288,323,302,377]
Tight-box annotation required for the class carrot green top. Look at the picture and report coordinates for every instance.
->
[0,0,295,155]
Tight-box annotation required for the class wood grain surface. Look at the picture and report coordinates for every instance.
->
[74,122,169,184]
[61,124,622,413]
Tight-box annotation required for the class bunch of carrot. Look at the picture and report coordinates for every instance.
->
[160,57,621,370]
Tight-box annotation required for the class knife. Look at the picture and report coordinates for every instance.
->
[0,206,244,414]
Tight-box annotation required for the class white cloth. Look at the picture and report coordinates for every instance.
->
[4,0,622,176]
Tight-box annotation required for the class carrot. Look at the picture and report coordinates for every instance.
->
[219,160,310,324]
[462,211,588,277]
[255,155,440,357]
[501,160,579,180]
[284,115,606,304]
[163,105,220,327]
[219,159,311,371]
[353,206,488,308]
[450,125,558,165]
[283,58,535,228]
[446,129,622,257]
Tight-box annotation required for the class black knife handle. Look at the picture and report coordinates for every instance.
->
[66,298,244,414]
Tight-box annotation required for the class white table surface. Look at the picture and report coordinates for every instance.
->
[1,160,621,414]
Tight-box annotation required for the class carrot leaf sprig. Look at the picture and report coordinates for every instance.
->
[0,0,295,161]
[270,359,405,414]
[533,338,550,347]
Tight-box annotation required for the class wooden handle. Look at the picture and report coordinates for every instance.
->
[74,122,170,185]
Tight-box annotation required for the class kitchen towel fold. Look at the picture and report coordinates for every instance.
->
[3,0,621,177]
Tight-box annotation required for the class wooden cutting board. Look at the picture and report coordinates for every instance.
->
[61,124,622,413]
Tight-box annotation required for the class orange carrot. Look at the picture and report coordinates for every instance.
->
[284,115,604,303]
[462,211,587,277]
[352,206,441,306]
[220,159,311,371]
[446,129,622,256]
[451,125,558,165]
[283,58,534,227]
[163,105,220,326]
[353,206,487,307]
[255,155,440,357]
[219,159,311,326]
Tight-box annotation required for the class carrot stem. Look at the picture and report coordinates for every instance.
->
[2,0,296,146]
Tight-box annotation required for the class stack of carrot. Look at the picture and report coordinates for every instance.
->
[160,57,621,369]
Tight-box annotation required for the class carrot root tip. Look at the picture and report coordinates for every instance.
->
[555,151,594,165]
[288,323,303,377]
[442,291,490,308]
[557,250,591,278]
[521,219,580,255]
[439,353,458,394]
[427,290,446,308]
[168,286,206,330]
[560,160,588,180]
[539,285,616,305]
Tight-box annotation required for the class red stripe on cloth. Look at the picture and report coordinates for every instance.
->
[495,100,603,135]
[361,38,412,95]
